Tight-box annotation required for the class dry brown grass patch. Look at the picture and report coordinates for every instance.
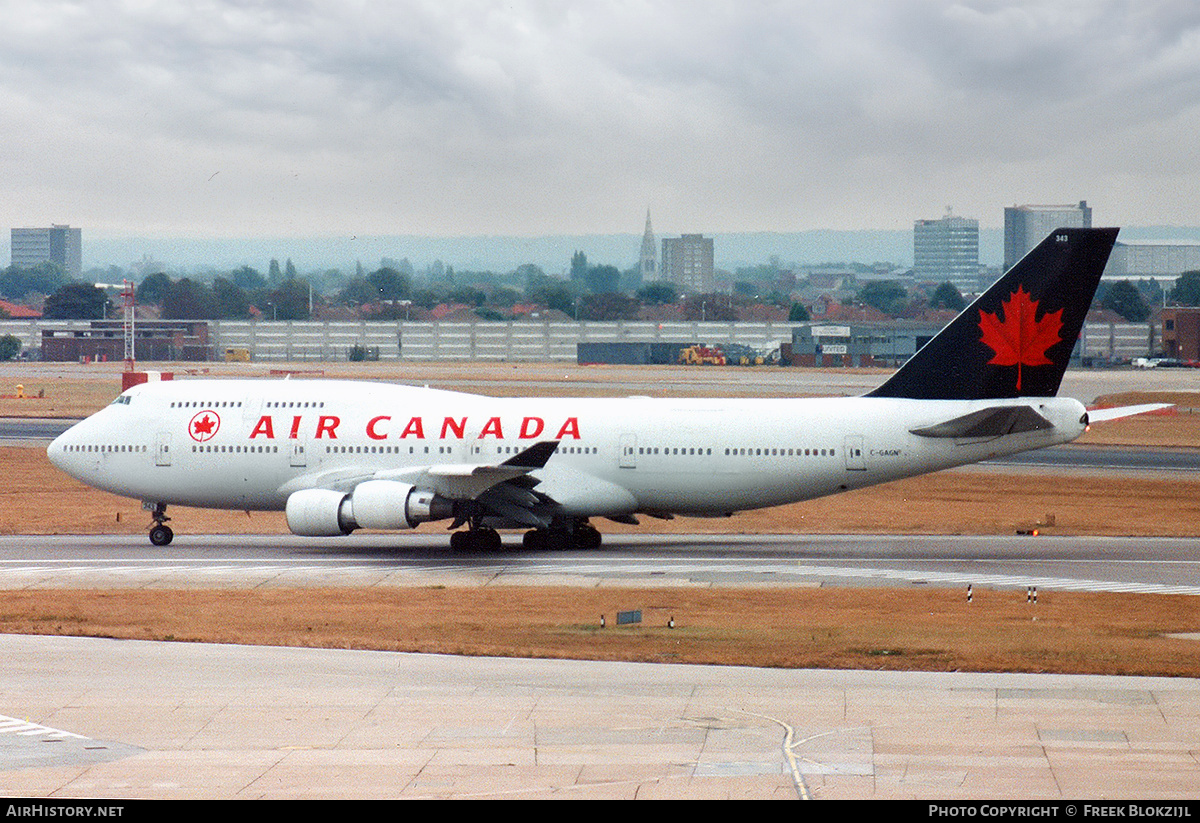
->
[2,586,1198,677]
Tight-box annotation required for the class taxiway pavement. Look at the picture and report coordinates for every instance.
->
[4,633,1199,800]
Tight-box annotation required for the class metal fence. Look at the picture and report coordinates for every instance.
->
[1078,321,1158,362]
[209,320,800,362]
[0,317,1161,363]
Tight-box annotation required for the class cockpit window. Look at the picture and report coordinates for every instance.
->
[110,395,132,406]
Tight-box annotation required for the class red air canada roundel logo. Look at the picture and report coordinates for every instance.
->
[978,285,1063,391]
[189,410,221,442]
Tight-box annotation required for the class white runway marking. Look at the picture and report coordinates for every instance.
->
[0,715,87,741]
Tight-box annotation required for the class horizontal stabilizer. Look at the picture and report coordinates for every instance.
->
[910,405,1053,439]
[1087,403,1173,423]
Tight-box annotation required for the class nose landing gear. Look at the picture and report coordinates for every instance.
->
[144,502,173,546]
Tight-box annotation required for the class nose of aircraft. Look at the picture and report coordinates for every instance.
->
[46,419,83,475]
[47,428,69,472]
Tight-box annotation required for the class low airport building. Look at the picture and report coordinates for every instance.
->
[39,320,212,362]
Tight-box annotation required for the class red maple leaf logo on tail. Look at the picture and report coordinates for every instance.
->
[978,286,1063,391]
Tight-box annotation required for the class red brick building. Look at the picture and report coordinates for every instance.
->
[1161,308,1200,361]
[41,320,211,362]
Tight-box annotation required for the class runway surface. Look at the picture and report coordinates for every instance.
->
[2,532,1198,595]
[0,417,75,443]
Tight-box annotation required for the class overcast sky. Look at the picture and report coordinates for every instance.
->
[4,0,1200,242]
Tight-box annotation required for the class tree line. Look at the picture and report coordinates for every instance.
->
[4,256,1199,324]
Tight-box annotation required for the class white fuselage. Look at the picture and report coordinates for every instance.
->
[47,378,1087,521]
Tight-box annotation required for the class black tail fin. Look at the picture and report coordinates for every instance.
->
[869,227,1119,400]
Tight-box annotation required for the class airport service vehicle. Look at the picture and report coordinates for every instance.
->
[678,344,726,366]
[48,228,1160,551]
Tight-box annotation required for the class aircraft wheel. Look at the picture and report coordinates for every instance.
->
[522,529,548,551]
[575,524,602,550]
[149,525,174,546]
[545,527,573,551]
[451,528,503,553]
[474,527,502,553]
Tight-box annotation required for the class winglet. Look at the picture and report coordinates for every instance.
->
[501,440,559,469]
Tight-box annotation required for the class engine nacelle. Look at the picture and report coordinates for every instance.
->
[286,488,357,537]
[349,480,453,530]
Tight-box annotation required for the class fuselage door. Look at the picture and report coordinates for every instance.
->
[290,439,307,468]
[844,435,867,471]
[242,396,262,431]
[155,432,172,467]
[619,433,637,469]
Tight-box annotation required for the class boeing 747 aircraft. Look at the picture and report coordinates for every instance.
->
[48,228,1157,551]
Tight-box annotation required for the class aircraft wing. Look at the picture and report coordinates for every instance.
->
[283,441,567,530]
[371,440,559,500]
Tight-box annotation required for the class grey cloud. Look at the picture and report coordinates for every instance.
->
[2,1,1199,238]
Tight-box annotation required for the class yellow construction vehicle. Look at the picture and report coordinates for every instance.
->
[678,345,726,366]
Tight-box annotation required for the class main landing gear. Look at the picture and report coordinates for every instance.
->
[448,520,603,553]
[448,506,505,553]
[145,502,173,546]
[520,521,602,552]
[449,526,502,553]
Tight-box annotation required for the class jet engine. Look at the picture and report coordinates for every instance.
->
[285,481,453,536]
[286,488,356,536]
[349,480,452,530]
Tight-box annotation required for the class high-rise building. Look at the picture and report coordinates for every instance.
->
[639,210,657,283]
[913,212,980,293]
[661,234,714,294]
[11,224,82,278]
[1004,202,1091,271]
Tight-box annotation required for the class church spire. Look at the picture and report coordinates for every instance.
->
[639,209,657,281]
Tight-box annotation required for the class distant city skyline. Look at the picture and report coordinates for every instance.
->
[13,194,1200,277]
[24,221,1200,278]
[3,3,1200,243]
